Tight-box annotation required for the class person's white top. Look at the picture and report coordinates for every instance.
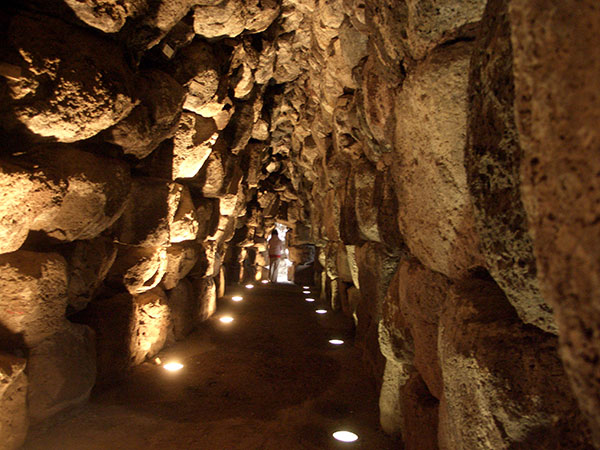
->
[268,235,285,256]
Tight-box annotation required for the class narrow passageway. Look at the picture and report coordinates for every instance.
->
[23,283,396,450]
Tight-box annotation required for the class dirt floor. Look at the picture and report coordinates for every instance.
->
[24,282,399,449]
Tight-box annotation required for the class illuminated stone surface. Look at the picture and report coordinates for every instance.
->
[0,0,597,446]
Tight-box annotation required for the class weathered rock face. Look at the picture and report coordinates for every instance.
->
[105,70,185,159]
[3,13,136,142]
[439,277,592,449]
[466,0,554,334]
[0,251,68,347]
[0,353,28,450]
[508,1,600,442]
[392,42,483,279]
[0,0,598,446]
[65,237,117,311]
[27,323,96,423]
[78,288,170,383]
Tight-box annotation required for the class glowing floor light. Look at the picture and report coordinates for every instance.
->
[261,280,269,284]
[305,298,315,302]
[329,339,344,345]
[315,309,327,314]
[219,316,234,323]
[303,290,311,294]
[232,296,243,302]
[163,362,184,372]
[245,284,254,289]
[303,286,310,289]
[332,431,358,443]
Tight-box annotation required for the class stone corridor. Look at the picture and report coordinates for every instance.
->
[23,283,395,449]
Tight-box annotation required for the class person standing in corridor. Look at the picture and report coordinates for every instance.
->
[268,229,285,283]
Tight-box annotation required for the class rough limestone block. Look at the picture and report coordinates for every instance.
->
[438,278,592,449]
[26,146,132,242]
[65,237,117,312]
[173,113,219,179]
[106,69,185,159]
[465,0,555,334]
[116,178,186,247]
[194,277,217,322]
[353,159,381,243]
[387,258,450,399]
[63,0,130,33]
[392,42,483,278]
[170,184,199,243]
[399,371,439,450]
[167,278,197,340]
[0,161,63,254]
[192,241,220,279]
[161,244,199,291]
[378,320,413,436]
[195,197,220,242]
[336,244,353,283]
[0,352,28,450]
[108,245,167,295]
[193,0,279,38]
[27,323,96,423]
[509,0,600,440]
[404,0,486,60]
[5,14,135,142]
[169,41,221,117]
[0,251,68,347]
[80,288,170,383]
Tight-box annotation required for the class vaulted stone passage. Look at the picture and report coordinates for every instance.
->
[0,0,599,448]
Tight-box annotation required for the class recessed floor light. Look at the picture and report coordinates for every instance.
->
[329,339,344,345]
[303,286,310,289]
[305,298,315,302]
[163,362,183,372]
[219,316,234,323]
[232,296,243,302]
[245,284,254,289]
[332,431,358,442]
[315,309,327,314]
[261,280,269,284]
[303,290,310,294]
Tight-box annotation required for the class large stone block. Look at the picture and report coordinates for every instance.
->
[5,13,135,142]
[170,184,199,243]
[404,0,486,60]
[167,278,197,340]
[172,113,219,179]
[27,146,131,242]
[466,0,554,334]
[161,244,199,291]
[108,245,167,295]
[65,237,117,312]
[0,251,68,347]
[194,277,217,322]
[115,178,192,247]
[193,0,279,38]
[509,0,600,440]
[392,42,483,278]
[27,323,96,423]
[106,70,185,159]
[79,288,170,383]
[195,197,220,241]
[0,352,28,450]
[63,0,130,33]
[438,277,592,449]
[169,41,221,117]
[385,258,450,399]
[0,161,63,254]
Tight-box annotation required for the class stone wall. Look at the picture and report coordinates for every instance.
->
[0,0,598,448]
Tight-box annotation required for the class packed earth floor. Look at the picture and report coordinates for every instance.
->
[23,283,397,449]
